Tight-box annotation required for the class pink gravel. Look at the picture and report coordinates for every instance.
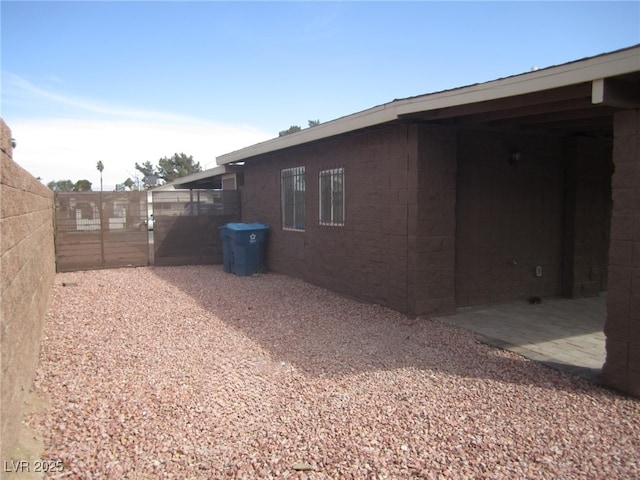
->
[29,265,639,479]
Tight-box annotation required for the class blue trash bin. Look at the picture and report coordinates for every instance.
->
[218,225,233,273]
[220,223,269,276]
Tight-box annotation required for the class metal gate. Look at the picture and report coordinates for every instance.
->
[152,189,240,266]
[54,191,149,272]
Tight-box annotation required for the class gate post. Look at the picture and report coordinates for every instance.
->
[99,190,105,267]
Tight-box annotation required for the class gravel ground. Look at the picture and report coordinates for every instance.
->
[29,265,639,479]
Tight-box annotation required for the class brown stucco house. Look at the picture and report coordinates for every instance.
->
[210,46,640,395]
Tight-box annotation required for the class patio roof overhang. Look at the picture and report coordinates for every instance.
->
[216,45,640,165]
[397,73,640,135]
[152,165,243,190]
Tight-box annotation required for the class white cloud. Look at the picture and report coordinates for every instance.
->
[8,118,272,190]
[2,74,273,189]
[4,73,215,124]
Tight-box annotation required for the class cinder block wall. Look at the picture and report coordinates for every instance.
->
[242,124,413,313]
[603,109,640,397]
[1,119,56,463]
[407,125,457,316]
[455,130,566,306]
[563,137,613,298]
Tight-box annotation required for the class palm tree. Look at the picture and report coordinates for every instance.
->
[96,161,104,192]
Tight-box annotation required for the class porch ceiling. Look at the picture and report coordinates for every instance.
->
[399,72,640,136]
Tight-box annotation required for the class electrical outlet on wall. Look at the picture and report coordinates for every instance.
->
[535,265,543,277]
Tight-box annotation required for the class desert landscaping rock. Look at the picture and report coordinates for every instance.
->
[292,462,314,471]
[28,266,639,479]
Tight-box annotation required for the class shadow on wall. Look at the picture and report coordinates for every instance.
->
[150,265,609,396]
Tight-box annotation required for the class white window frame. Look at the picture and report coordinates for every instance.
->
[319,168,345,226]
[281,166,305,231]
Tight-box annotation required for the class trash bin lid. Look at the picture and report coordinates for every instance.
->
[226,222,269,231]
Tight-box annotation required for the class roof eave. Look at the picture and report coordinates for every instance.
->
[216,45,640,166]
[153,165,242,190]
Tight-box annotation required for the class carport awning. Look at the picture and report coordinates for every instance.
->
[153,165,243,190]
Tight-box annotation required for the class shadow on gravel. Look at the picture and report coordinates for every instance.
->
[150,265,611,395]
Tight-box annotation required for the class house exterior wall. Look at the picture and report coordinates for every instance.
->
[407,125,457,315]
[455,130,566,306]
[562,137,613,298]
[603,109,640,396]
[0,119,56,464]
[242,124,613,317]
[242,124,418,313]
[242,123,459,317]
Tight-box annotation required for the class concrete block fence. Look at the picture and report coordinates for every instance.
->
[1,118,56,465]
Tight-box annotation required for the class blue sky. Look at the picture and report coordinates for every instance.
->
[2,1,639,189]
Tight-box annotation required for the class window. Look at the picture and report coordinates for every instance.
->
[281,167,305,231]
[319,168,345,226]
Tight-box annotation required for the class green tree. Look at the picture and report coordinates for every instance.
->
[47,179,75,192]
[157,153,202,182]
[279,125,302,137]
[279,120,320,136]
[73,179,92,192]
[134,161,159,189]
[123,178,136,190]
[96,161,104,192]
[135,160,156,178]
[134,154,201,187]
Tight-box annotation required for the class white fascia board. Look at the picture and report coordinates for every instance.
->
[158,165,233,189]
[179,165,229,183]
[591,79,605,104]
[395,46,640,116]
[217,104,397,165]
[216,46,640,166]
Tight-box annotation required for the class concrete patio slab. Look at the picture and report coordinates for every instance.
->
[436,295,606,383]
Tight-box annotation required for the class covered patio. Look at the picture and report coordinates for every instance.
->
[215,46,639,396]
